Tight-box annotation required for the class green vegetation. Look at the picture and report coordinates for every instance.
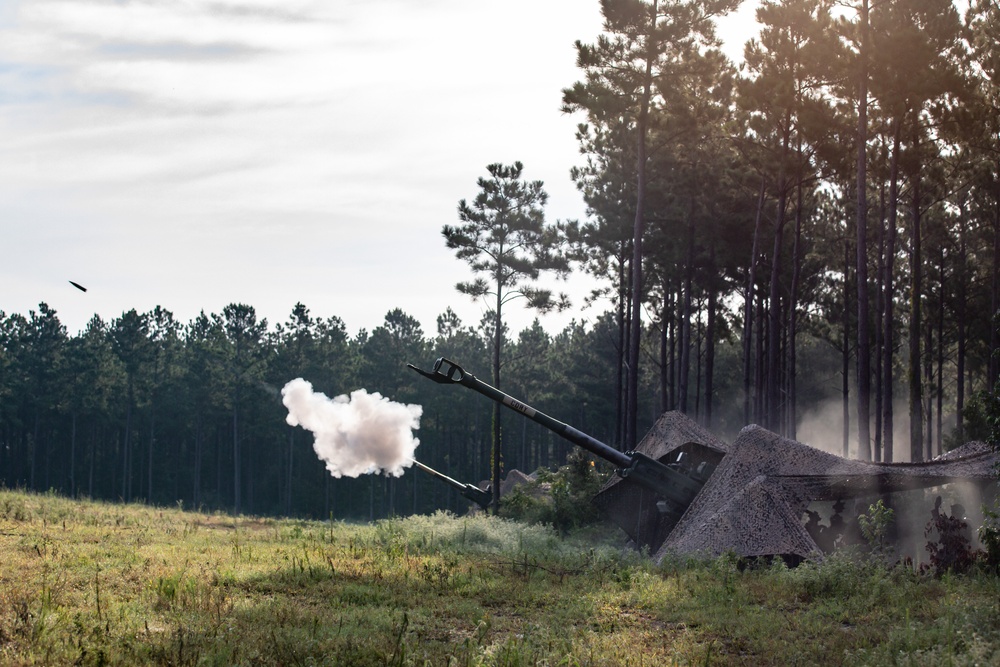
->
[2,487,999,666]
[500,450,610,533]
[858,499,895,558]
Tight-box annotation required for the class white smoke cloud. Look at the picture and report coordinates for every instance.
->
[281,378,422,478]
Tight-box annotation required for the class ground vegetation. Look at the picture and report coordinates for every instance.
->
[2,489,999,666]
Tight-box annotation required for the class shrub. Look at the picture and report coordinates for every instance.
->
[499,449,609,533]
[961,390,1000,447]
[499,485,553,526]
[858,499,895,558]
[978,501,1000,573]
[925,505,978,576]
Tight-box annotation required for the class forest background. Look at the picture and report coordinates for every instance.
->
[3,0,1000,522]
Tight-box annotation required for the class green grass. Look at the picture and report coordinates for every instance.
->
[1,488,999,666]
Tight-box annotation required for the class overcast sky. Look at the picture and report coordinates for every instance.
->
[1,0,759,339]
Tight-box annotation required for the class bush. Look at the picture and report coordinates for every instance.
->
[499,450,610,533]
[924,504,978,576]
[499,485,554,526]
[960,390,1000,447]
[978,501,1000,573]
[858,499,895,558]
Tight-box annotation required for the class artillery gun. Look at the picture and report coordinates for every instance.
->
[408,357,716,533]
[414,358,1000,561]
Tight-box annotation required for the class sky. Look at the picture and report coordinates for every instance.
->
[1,0,760,339]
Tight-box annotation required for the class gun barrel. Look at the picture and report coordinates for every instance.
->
[411,458,492,510]
[411,459,463,489]
[408,358,632,469]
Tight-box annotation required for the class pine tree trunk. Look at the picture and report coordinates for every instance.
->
[874,170,886,462]
[660,282,669,414]
[492,289,503,514]
[744,178,766,425]
[936,247,945,454]
[924,314,933,459]
[695,305,703,420]
[123,385,133,501]
[233,394,241,514]
[669,284,677,410]
[705,246,718,429]
[756,290,767,423]
[148,399,155,503]
[768,131,790,433]
[680,209,695,414]
[788,173,804,439]
[625,0,657,449]
[956,207,968,443]
[194,423,202,509]
[991,169,1000,389]
[616,244,627,447]
[286,430,294,515]
[843,233,852,457]
[909,163,923,462]
[882,119,901,462]
[88,424,96,498]
[855,0,872,461]
[70,412,77,496]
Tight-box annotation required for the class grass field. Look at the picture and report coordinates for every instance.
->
[1,487,999,666]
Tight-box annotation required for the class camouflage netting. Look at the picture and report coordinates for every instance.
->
[654,425,1000,562]
[593,411,727,552]
[584,410,998,560]
[499,469,535,496]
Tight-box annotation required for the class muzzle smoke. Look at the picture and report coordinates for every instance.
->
[281,378,422,478]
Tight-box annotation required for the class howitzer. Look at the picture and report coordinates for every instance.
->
[407,358,715,526]
[411,459,492,510]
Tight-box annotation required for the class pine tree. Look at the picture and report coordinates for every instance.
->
[443,162,569,512]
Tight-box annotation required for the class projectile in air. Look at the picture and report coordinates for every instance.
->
[69,281,87,292]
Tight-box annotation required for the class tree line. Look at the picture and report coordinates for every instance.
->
[0,302,653,519]
[0,289,990,522]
